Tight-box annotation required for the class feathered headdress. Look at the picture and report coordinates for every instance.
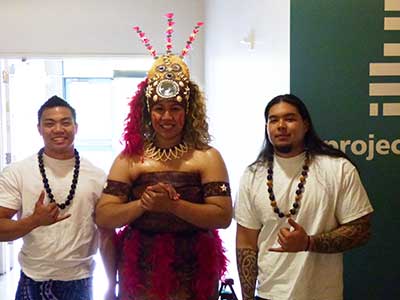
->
[123,13,204,156]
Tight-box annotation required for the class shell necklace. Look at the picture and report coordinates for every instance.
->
[144,142,189,161]
[266,152,310,218]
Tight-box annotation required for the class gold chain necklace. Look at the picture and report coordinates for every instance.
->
[144,142,189,161]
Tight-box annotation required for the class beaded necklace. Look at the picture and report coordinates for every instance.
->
[37,148,80,209]
[266,152,310,218]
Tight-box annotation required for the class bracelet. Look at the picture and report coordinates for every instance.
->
[304,235,311,251]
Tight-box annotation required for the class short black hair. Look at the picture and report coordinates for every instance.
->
[37,95,76,123]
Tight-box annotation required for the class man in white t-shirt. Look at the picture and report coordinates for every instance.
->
[0,96,116,300]
[234,94,373,300]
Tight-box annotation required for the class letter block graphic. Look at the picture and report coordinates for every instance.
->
[369,0,400,117]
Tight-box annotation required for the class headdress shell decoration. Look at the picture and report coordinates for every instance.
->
[132,13,204,112]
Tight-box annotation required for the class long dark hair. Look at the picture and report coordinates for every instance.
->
[252,94,354,166]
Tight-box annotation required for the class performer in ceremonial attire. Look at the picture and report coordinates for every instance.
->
[95,13,232,300]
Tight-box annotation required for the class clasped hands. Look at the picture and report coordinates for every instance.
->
[140,182,180,213]
[269,218,310,253]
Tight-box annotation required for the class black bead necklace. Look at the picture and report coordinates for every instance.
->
[266,152,310,218]
[37,148,80,209]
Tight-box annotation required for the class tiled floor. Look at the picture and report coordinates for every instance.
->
[0,242,110,300]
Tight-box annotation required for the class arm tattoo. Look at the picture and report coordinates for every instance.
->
[311,215,371,253]
[236,248,258,300]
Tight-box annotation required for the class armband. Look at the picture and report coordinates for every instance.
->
[103,179,130,196]
[203,181,231,197]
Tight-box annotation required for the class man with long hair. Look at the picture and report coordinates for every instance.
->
[235,94,373,300]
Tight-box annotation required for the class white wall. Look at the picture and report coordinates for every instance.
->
[0,0,205,83]
[205,0,290,184]
[0,0,290,181]
[204,0,290,289]
[0,0,291,296]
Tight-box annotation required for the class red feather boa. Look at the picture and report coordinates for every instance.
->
[122,79,147,157]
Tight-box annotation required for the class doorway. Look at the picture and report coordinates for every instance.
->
[0,56,151,299]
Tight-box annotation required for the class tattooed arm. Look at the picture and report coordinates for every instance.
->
[268,214,372,253]
[309,213,372,253]
[236,224,260,300]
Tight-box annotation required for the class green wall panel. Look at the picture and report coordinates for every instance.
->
[291,0,399,298]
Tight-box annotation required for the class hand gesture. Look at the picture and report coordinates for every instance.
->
[269,218,309,253]
[32,191,71,226]
[140,182,179,213]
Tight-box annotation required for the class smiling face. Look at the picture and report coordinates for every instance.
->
[266,101,309,157]
[37,106,78,159]
[150,100,186,148]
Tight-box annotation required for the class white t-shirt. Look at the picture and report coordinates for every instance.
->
[234,153,373,300]
[0,152,106,281]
